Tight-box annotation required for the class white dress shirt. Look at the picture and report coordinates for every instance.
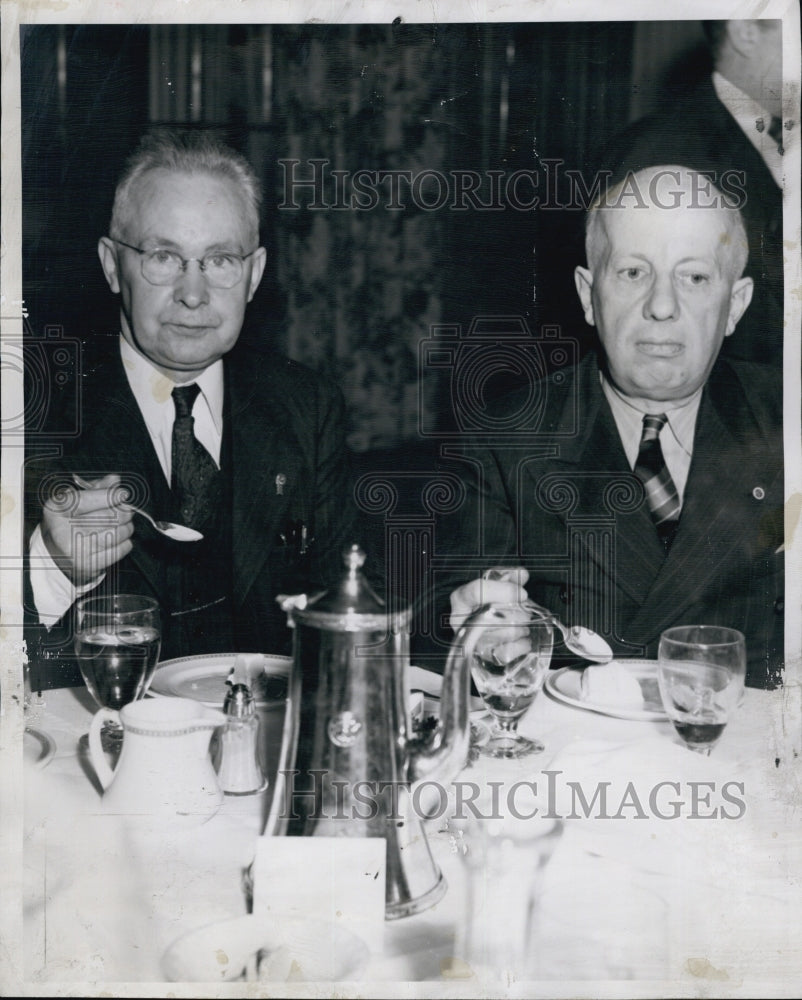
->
[601,374,702,506]
[118,335,223,482]
[712,71,785,188]
[30,336,224,624]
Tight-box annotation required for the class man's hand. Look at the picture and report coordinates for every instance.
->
[449,566,530,632]
[40,474,135,586]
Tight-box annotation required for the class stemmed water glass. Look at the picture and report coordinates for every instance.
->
[657,625,746,755]
[469,603,554,758]
[74,593,162,751]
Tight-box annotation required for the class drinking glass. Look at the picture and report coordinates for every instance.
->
[74,594,162,750]
[451,812,563,981]
[657,625,746,755]
[470,604,554,758]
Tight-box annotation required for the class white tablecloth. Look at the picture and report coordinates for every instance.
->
[17,675,802,997]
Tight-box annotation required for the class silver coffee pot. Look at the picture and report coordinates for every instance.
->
[264,545,482,919]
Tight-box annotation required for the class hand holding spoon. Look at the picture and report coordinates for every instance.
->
[72,474,203,542]
[481,568,613,663]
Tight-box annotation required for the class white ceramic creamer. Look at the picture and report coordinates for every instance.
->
[88,697,226,824]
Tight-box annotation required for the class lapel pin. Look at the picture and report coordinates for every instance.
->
[752,486,765,501]
[275,473,287,496]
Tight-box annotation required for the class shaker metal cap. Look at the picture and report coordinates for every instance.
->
[293,544,411,631]
[223,682,255,718]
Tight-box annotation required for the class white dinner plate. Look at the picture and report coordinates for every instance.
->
[545,660,666,721]
[24,726,57,769]
[150,652,291,708]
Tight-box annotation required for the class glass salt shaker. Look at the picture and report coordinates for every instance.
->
[214,677,267,795]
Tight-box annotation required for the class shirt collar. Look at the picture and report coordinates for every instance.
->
[119,334,224,433]
[600,371,702,458]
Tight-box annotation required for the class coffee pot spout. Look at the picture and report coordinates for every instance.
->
[407,605,494,785]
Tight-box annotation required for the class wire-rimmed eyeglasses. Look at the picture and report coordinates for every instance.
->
[111,238,258,289]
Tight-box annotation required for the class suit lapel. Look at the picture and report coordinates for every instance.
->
[227,355,306,606]
[530,357,775,648]
[80,349,313,609]
[625,367,766,641]
[526,357,665,605]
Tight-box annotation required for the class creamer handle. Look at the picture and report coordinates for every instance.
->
[88,707,119,790]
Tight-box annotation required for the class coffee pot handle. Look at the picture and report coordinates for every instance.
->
[88,707,120,790]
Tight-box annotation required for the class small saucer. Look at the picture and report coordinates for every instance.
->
[162,913,369,982]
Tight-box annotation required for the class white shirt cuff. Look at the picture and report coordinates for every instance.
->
[29,524,106,626]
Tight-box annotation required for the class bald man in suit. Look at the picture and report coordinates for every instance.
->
[434,167,783,689]
[599,20,786,367]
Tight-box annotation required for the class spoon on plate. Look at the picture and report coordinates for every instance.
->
[481,569,613,663]
[72,474,203,542]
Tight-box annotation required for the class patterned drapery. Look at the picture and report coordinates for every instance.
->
[23,22,707,450]
[268,25,453,450]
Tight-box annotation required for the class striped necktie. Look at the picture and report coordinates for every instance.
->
[171,384,220,533]
[634,413,681,551]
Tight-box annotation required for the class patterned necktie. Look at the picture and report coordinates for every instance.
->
[171,384,220,533]
[768,115,784,155]
[634,413,681,551]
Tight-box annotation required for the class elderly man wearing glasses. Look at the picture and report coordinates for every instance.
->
[25,130,356,683]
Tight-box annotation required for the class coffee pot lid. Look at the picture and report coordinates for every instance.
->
[292,544,410,631]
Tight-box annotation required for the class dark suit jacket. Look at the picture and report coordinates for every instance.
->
[24,343,358,687]
[427,353,784,689]
[599,76,783,367]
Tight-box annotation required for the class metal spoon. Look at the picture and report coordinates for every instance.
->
[555,620,613,663]
[522,600,613,663]
[72,474,203,542]
[481,569,613,663]
[131,509,203,542]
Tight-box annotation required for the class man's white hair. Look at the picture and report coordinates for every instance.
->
[110,129,262,248]
[584,165,749,279]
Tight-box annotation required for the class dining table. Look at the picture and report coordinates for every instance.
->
[15,659,802,998]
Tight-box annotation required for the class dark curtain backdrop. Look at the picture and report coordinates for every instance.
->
[21,21,707,451]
